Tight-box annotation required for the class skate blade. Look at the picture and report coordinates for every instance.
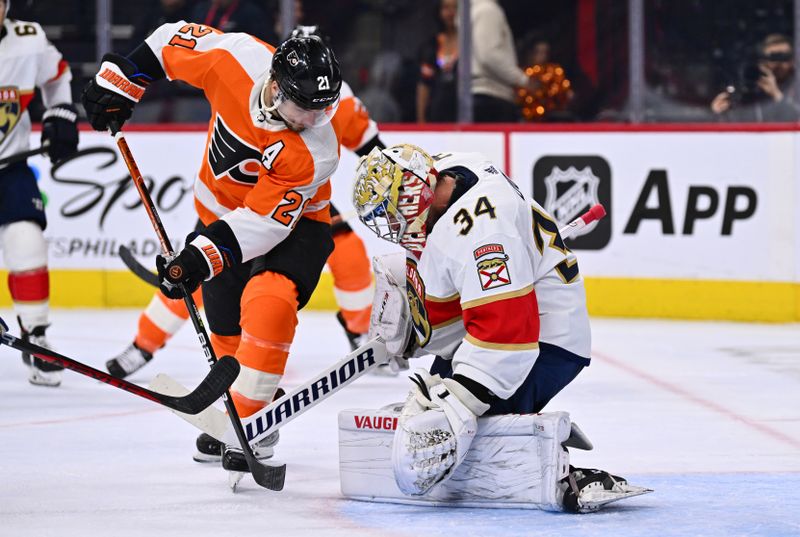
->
[192,452,222,464]
[29,369,62,387]
[578,485,653,512]
[228,471,245,492]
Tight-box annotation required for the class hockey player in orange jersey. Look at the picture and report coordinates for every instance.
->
[83,22,348,473]
[103,26,382,383]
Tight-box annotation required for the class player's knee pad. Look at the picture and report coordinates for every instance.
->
[1,220,47,271]
[238,271,299,375]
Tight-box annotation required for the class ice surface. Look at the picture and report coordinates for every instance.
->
[1,309,799,536]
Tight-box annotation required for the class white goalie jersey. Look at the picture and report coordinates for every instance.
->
[408,152,591,399]
[0,18,72,163]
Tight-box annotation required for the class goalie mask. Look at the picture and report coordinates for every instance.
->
[353,144,437,256]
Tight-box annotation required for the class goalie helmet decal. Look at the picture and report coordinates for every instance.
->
[353,144,437,257]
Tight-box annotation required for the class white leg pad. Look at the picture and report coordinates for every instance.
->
[339,406,572,510]
[1,221,48,271]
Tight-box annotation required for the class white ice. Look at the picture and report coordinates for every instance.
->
[1,309,799,537]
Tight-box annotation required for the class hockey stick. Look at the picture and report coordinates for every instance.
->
[118,244,160,287]
[150,338,387,444]
[0,317,239,414]
[149,205,607,439]
[110,123,287,491]
[0,141,49,167]
[559,204,606,240]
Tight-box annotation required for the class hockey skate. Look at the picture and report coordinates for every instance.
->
[106,342,153,379]
[560,466,653,513]
[222,431,281,491]
[19,319,62,387]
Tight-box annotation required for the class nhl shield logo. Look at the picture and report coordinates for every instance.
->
[533,156,612,250]
[543,166,601,238]
[0,87,21,142]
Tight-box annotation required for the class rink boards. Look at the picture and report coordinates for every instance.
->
[1,124,799,321]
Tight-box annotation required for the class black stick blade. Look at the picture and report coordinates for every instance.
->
[166,356,240,414]
[250,461,287,491]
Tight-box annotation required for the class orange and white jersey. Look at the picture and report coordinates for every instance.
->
[0,18,72,165]
[409,152,591,399]
[337,81,379,153]
[145,21,344,262]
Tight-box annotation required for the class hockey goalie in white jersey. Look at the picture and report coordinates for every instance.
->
[346,144,651,512]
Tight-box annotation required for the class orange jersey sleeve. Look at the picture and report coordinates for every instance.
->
[336,81,379,153]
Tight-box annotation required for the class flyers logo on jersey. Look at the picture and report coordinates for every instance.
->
[0,87,21,140]
[208,115,263,184]
[474,244,511,291]
[406,258,431,347]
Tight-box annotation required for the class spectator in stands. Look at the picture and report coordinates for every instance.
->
[416,0,458,123]
[191,0,274,43]
[358,51,403,122]
[516,32,599,122]
[130,0,194,46]
[710,33,800,122]
[471,0,537,122]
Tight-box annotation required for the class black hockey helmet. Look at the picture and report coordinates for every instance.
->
[270,35,341,111]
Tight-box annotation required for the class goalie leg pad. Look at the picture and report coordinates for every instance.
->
[340,407,572,510]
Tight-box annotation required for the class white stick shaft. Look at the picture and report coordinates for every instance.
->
[223,339,387,445]
[558,204,606,240]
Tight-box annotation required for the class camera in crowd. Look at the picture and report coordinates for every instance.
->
[729,50,792,105]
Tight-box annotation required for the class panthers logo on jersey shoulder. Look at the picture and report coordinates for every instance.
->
[405,257,432,347]
[0,87,21,142]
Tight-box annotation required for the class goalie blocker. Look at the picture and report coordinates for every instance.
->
[338,407,652,512]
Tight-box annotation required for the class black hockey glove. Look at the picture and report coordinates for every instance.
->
[81,53,151,132]
[156,233,236,299]
[41,104,79,163]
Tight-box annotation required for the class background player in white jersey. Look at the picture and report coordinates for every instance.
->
[352,144,595,496]
[0,0,79,386]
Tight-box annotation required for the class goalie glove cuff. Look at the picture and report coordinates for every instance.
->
[441,377,491,417]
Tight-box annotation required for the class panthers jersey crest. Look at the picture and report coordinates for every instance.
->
[0,87,21,142]
[405,257,431,347]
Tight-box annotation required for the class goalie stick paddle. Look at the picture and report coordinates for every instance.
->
[110,124,287,492]
[0,317,239,414]
[150,338,387,444]
[118,245,160,287]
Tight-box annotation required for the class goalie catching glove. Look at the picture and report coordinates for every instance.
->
[392,370,490,495]
[157,225,238,299]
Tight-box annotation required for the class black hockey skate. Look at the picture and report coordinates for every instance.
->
[19,318,62,387]
[560,466,653,513]
[106,342,153,379]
